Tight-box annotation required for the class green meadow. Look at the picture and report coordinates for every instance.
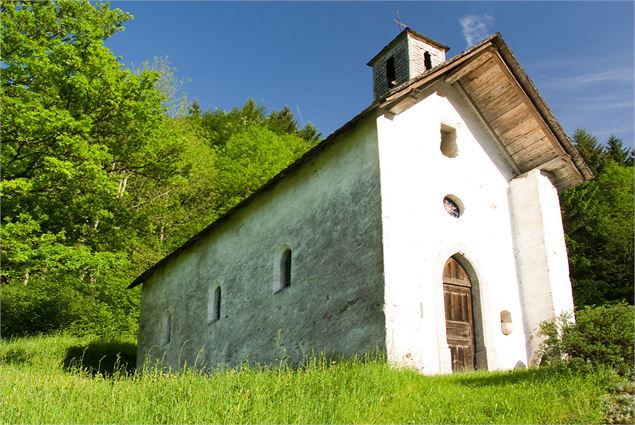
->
[0,334,619,424]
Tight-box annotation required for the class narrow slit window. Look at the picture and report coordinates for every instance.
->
[208,286,221,323]
[424,51,432,70]
[274,246,293,293]
[281,248,292,289]
[385,57,397,89]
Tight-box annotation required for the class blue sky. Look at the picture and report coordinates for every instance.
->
[106,1,634,145]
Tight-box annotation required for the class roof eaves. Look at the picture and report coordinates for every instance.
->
[490,36,594,181]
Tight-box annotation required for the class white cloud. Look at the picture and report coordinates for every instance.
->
[543,69,633,88]
[577,96,633,110]
[459,14,493,47]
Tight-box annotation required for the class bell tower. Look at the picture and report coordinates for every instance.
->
[367,28,450,100]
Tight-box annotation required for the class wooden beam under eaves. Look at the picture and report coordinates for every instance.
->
[445,48,496,85]
[488,52,570,160]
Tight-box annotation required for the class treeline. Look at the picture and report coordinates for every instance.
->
[1,1,632,339]
[561,130,633,306]
[0,1,319,338]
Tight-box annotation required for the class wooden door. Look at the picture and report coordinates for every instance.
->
[443,257,475,372]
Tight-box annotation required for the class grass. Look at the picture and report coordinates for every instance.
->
[0,334,619,424]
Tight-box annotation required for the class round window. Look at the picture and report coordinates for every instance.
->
[443,196,462,218]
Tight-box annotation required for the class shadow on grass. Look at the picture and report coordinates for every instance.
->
[1,348,33,366]
[451,366,573,387]
[63,341,136,376]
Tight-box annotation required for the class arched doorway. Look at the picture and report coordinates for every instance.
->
[443,257,476,372]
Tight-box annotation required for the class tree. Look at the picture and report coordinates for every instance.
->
[561,131,634,306]
[189,99,202,118]
[0,1,322,338]
[571,128,607,174]
[297,122,321,143]
[0,0,183,337]
[266,105,322,143]
[606,135,634,166]
[200,99,266,147]
[214,126,313,212]
[266,106,298,135]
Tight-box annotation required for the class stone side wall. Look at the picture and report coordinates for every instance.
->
[137,119,386,371]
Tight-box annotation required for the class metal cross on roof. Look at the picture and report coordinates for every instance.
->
[394,11,408,32]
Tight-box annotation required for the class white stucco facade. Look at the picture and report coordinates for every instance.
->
[509,169,575,366]
[376,82,532,374]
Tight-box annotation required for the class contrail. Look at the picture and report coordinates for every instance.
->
[295,105,305,125]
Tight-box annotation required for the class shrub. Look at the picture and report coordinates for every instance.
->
[539,302,634,376]
[0,283,84,337]
[0,278,138,340]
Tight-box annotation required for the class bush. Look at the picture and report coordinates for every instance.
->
[539,302,634,376]
[0,277,138,340]
[0,283,84,337]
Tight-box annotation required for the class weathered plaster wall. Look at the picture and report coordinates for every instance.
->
[509,169,574,366]
[138,119,386,370]
[376,81,529,375]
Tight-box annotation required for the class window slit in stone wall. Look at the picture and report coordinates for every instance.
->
[385,57,397,89]
[160,313,171,345]
[274,246,292,293]
[281,248,292,289]
[424,51,432,70]
[208,286,221,323]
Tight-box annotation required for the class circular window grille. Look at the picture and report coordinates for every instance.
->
[443,196,461,218]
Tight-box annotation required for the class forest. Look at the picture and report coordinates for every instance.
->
[1,0,633,341]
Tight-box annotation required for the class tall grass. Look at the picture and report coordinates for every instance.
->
[0,334,615,424]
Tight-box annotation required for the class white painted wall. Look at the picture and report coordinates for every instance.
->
[376,81,530,374]
[509,169,575,366]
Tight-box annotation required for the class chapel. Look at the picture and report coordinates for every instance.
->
[130,28,592,374]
